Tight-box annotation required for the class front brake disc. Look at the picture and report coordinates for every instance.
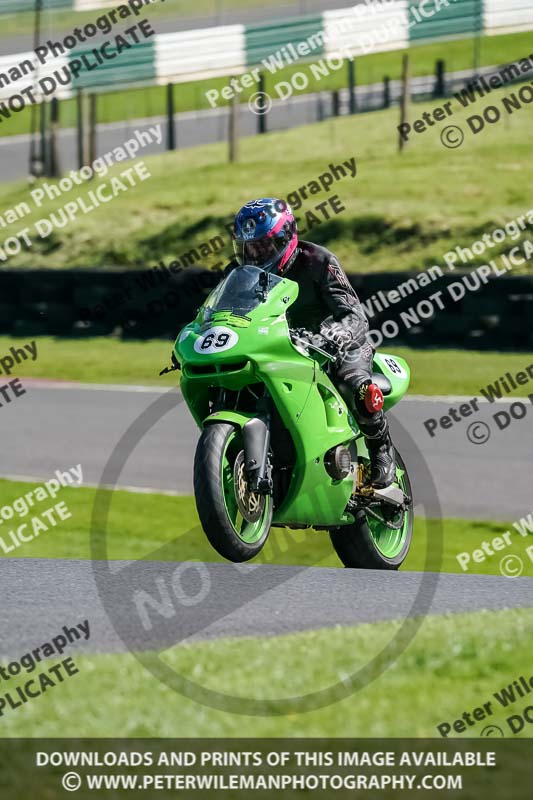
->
[233,450,264,523]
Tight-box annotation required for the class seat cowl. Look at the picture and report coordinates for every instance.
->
[372,373,392,396]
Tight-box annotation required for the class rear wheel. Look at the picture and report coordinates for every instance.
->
[329,450,413,570]
[194,423,273,562]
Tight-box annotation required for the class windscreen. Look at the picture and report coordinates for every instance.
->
[203,265,282,318]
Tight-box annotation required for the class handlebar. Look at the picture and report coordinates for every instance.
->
[289,329,337,363]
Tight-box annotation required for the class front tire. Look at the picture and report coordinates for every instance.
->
[329,450,413,570]
[193,423,273,562]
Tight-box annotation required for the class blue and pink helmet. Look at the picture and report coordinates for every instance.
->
[232,197,298,275]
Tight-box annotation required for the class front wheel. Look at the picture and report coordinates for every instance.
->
[329,450,413,570]
[193,423,273,562]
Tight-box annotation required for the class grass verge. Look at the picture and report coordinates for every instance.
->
[1,479,531,576]
[0,83,531,271]
[0,336,179,386]
[1,479,531,738]
[0,608,531,737]
[3,336,533,395]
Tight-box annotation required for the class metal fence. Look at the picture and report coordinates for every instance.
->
[2,1,533,101]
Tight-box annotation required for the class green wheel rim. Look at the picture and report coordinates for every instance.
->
[366,463,411,559]
[220,430,270,544]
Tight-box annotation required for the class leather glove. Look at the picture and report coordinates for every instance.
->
[319,319,355,353]
[321,309,369,351]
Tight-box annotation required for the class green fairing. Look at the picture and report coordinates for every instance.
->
[175,267,410,533]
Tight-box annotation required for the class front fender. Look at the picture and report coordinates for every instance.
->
[203,410,270,492]
[203,410,257,429]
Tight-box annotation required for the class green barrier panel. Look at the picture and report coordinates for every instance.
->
[245,14,324,68]
[67,39,156,90]
[0,0,72,13]
[409,0,484,41]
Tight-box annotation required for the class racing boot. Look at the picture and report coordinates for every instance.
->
[359,413,396,489]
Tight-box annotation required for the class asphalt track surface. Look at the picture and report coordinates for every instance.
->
[2,383,533,520]
[2,560,532,655]
[0,68,476,181]
[1,384,532,657]
[1,6,530,665]
[1,1,395,181]
[0,84,383,182]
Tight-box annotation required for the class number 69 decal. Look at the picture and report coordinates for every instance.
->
[194,326,239,354]
[381,354,407,379]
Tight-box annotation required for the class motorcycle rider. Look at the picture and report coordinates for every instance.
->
[227,197,396,489]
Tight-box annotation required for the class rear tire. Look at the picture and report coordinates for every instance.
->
[329,450,413,570]
[194,423,273,562]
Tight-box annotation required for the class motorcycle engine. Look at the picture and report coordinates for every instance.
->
[324,445,352,480]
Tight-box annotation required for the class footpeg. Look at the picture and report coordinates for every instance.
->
[373,484,407,507]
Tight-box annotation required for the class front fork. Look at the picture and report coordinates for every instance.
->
[242,415,272,494]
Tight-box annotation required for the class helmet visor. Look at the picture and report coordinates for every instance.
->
[233,233,290,271]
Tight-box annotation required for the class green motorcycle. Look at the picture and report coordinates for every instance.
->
[173,265,413,569]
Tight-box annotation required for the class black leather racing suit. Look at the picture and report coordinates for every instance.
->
[279,240,374,395]
[286,241,395,486]
[226,241,394,487]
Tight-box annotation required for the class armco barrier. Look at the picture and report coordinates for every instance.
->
[408,0,482,42]
[0,268,532,349]
[245,14,324,66]
[485,0,533,36]
[0,267,221,339]
[351,271,533,350]
[323,4,408,59]
[2,0,533,101]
